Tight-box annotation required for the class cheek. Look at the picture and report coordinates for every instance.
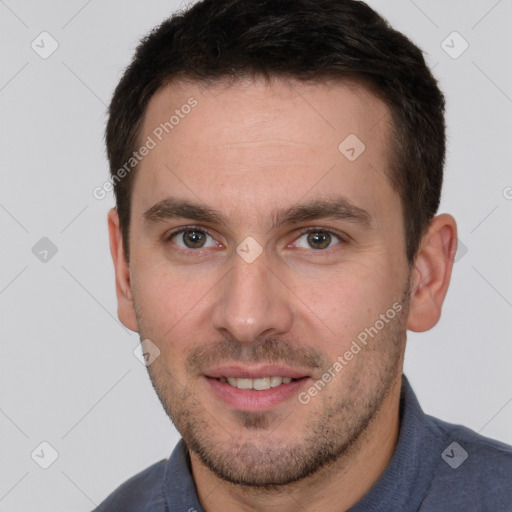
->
[131,262,207,339]
[296,262,400,343]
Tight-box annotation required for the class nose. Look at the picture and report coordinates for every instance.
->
[210,250,294,344]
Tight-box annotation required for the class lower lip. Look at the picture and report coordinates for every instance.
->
[204,377,310,412]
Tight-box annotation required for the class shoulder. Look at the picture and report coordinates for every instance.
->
[422,414,512,510]
[94,460,168,512]
[427,413,512,468]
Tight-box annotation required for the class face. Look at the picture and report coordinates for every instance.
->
[120,78,413,486]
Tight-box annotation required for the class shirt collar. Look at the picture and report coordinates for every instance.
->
[349,374,444,511]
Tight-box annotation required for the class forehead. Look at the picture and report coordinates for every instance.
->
[132,77,397,229]
[143,76,390,150]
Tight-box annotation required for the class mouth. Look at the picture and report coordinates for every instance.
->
[203,365,312,411]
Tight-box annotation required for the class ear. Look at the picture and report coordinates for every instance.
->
[407,214,458,332]
[108,208,138,332]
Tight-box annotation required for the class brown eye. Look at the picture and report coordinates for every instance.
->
[169,229,217,250]
[294,229,342,251]
[182,230,207,248]
[307,231,332,249]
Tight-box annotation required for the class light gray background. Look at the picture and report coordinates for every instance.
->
[0,0,511,510]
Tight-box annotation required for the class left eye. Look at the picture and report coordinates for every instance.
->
[294,230,342,250]
[170,229,219,250]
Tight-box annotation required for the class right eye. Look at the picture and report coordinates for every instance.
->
[166,227,221,251]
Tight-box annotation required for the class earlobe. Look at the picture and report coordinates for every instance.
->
[108,208,139,332]
[406,214,458,332]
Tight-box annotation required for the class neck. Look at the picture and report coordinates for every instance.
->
[190,373,403,512]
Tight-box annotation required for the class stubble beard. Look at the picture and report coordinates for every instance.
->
[137,282,411,489]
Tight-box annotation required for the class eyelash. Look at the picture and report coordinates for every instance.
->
[164,225,347,253]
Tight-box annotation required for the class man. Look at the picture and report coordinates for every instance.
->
[97,0,512,510]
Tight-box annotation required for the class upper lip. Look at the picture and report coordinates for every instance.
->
[204,364,311,380]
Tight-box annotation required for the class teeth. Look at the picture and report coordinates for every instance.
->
[223,376,294,390]
[253,377,271,390]
[270,376,282,387]
[237,378,253,390]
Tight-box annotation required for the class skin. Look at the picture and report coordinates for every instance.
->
[108,77,457,512]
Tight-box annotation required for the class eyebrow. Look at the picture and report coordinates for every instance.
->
[143,196,373,231]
